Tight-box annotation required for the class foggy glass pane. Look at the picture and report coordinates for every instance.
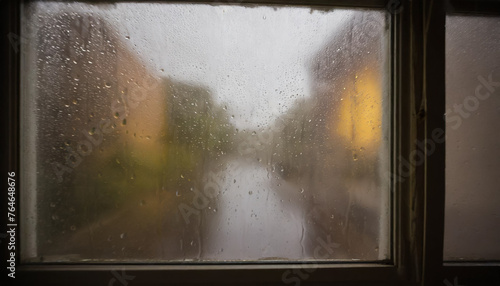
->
[21,2,390,262]
[445,16,500,261]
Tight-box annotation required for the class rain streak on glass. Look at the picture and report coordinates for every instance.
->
[21,2,390,262]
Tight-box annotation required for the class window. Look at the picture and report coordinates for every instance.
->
[2,0,499,285]
[21,2,391,263]
[445,14,500,261]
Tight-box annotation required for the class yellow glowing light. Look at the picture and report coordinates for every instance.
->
[335,70,382,153]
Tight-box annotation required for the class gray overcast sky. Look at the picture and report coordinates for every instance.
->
[34,2,353,130]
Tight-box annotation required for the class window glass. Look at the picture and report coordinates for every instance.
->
[21,2,390,262]
[445,15,500,261]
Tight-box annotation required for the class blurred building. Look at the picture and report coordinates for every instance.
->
[276,12,390,260]
[29,11,231,261]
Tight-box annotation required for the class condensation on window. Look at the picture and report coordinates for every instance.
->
[21,2,390,262]
[445,15,500,261]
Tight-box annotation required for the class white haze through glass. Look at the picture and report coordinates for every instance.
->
[445,15,500,261]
